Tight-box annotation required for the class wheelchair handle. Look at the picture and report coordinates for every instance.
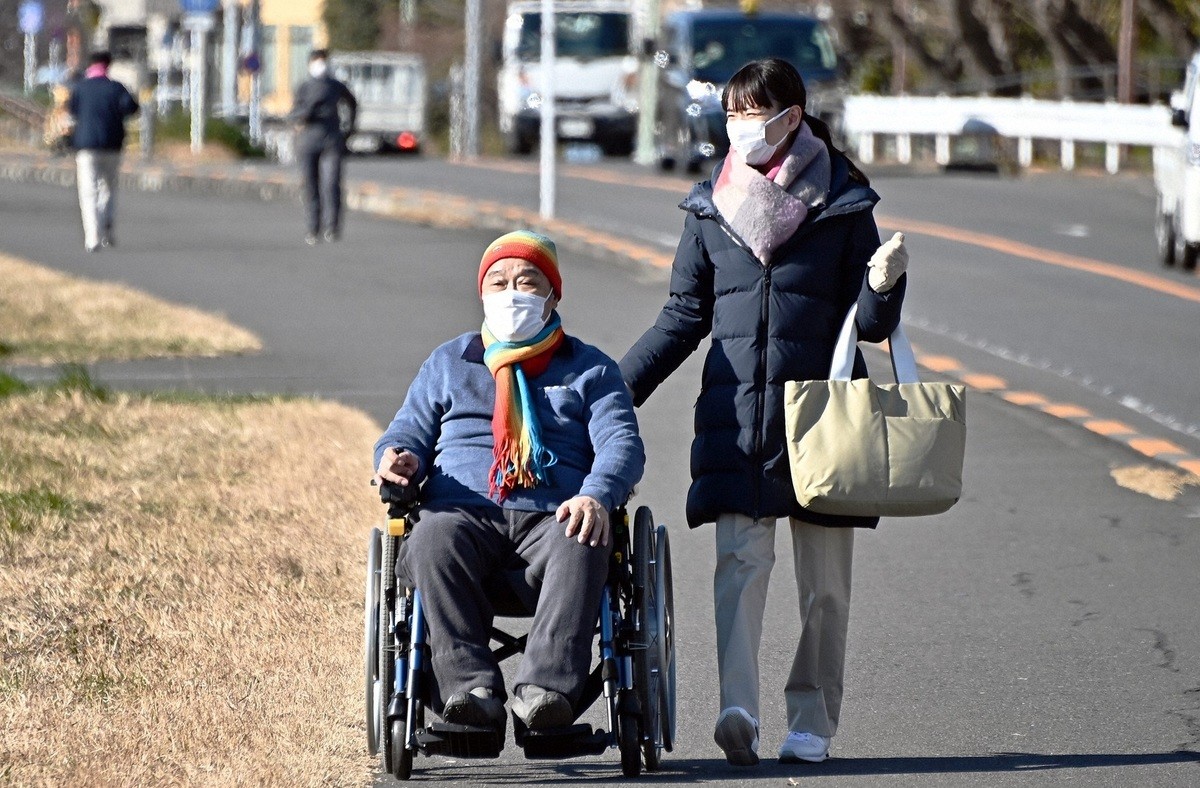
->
[377,478,420,516]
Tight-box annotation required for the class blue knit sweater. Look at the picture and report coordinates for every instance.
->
[374,331,645,513]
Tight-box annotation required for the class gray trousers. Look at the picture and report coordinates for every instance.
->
[299,139,344,235]
[714,513,854,738]
[395,506,611,711]
[75,149,121,248]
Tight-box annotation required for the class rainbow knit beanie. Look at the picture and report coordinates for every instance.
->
[478,230,562,299]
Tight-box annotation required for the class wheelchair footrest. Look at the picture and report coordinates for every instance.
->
[416,722,504,758]
[517,723,609,759]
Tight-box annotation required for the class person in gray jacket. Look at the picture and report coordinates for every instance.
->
[290,49,357,245]
[68,51,139,252]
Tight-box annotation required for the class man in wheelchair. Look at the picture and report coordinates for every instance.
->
[373,230,645,736]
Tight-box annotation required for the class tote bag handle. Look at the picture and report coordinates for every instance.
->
[829,303,920,385]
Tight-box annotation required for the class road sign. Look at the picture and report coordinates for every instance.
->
[18,1,43,35]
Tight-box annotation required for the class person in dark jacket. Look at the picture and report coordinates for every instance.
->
[290,49,357,245]
[619,58,909,767]
[67,51,138,252]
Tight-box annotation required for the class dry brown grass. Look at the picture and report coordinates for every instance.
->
[0,253,262,365]
[1110,464,1200,501]
[0,389,382,786]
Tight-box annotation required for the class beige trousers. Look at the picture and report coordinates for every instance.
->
[714,512,854,738]
[76,149,121,248]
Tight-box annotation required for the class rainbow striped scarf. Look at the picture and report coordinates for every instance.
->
[482,315,566,501]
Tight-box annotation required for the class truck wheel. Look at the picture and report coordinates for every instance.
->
[1156,201,1176,267]
[1173,212,1198,271]
[506,130,532,155]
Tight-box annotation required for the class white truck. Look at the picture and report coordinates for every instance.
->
[329,52,427,154]
[497,0,639,155]
[1154,49,1200,270]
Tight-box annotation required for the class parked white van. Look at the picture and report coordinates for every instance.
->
[497,0,639,155]
[1154,50,1200,270]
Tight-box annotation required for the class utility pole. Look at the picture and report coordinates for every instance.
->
[221,0,238,116]
[464,0,482,158]
[539,0,555,219]
[1117,0,1134,104]
[632,0,661,166]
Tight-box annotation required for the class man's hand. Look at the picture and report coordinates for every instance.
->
[556,496,610,547]
[375,447,419,487]
[867,231,908,293]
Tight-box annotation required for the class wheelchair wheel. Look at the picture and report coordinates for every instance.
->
[364,528,383,755]
[655,524,677,754]
[377,534,397,772]
[390,718,413,780]
[632,507,663,771]
[619,708,642,777]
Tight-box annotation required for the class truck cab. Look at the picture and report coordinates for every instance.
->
[1155,50,1200,270]
[497,0,639,155]
[651,9,844,173]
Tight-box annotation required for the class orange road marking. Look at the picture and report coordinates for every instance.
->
[1084,420,1136,436]
[1128,438,1186,458]
[1043,403,1091,419]
[1179,459,1200,478]
[919,355,964,373]
[960,373,1006,390]
[1003,391,1050,406]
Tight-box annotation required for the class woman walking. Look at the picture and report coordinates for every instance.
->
[620,58,909,766]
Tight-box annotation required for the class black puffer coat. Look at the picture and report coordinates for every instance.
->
[620,152,906,528]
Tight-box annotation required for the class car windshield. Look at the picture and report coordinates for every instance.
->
[689,18,837,83]
[515,12,629,61]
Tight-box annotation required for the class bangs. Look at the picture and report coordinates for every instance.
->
[722,75,776,113]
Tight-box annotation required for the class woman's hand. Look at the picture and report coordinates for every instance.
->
[375,447,420,487]
[868,232,908,292]
[556,496,610,547]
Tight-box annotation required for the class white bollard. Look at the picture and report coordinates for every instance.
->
[1061,139,1075,171]
[935,134,950,166]
[897,133,912,164]
[858,133,875,164]
[1105,142,1120,174]
[1018,137,1033,168]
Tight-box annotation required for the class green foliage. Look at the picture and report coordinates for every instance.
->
[1,487,78,533]
[0,371,30,399]
[155,113,265,158]
[52,364,110,402]
[324,0,383,51]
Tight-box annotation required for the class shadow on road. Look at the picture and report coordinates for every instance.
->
[375,750,1200,783]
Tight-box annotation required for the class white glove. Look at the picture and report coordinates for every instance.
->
[867,232,908,293]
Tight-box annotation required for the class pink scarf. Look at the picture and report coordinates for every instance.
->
[711,121,831,264]
[85,63,108,79]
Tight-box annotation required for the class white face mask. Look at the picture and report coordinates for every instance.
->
[726,107,792,165]
[308,59,328,79]
[482,289,551,343]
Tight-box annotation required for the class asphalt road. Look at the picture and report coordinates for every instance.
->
[2,161,1199,786]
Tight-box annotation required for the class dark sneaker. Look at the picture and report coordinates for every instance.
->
[322,228,340,242]
[442,687,505,728]
[714,706,760,766]
[100,233,114,248]
[511,685,573,729]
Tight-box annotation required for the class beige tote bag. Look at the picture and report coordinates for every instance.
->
[784,305,966,517]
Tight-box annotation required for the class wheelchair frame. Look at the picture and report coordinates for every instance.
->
[364,482,676,780]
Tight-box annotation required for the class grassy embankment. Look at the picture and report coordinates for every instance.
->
[1,253,380,785]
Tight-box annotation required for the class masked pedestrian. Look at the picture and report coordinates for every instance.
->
[290,49,357,245]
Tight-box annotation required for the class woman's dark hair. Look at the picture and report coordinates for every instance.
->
[722,57,868,185]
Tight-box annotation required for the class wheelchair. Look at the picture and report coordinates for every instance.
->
[363,481,676,780]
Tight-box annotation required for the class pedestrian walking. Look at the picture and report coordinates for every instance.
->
[290,49,357,245]
[619,58,910,766]
[67,51,139,253]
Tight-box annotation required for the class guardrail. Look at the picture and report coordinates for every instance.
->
[843,95,1184,173]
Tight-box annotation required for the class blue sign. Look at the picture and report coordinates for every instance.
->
[18,1,43,35]
[180,0,220,13]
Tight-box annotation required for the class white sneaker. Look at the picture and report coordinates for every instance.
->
[714,706,760,766]
[778,731,830,763]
